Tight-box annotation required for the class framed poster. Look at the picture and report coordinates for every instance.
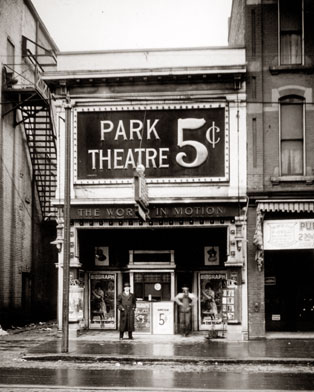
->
[135,301,151,333]
[199,272,227,330]
[89,273,116,329]
[95,247,109,266]
[204,246,219,266]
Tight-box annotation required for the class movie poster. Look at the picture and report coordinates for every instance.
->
[89,273,116,329]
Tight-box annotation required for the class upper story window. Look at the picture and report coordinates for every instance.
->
[280,96,304,176]
[279,0,303,65]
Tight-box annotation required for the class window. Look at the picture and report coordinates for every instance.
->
[6,38,15,69]
[279,0,303,65]
[280,96,304,176]
[134,273,171,301]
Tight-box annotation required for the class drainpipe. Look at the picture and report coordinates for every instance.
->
[62,95,71,353]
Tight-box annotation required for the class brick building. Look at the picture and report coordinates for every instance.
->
[229,0,314,338]
[0,0,58,326]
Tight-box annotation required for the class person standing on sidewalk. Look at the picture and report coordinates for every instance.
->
[118,282,136,340]
[175,285,197,337]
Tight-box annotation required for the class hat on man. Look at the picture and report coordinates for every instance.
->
[124,282,131,288]
[182,284,189,290]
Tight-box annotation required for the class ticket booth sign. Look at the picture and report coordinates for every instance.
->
[152,302,174,334]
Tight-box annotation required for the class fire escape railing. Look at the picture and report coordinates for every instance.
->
[2,36,58,220]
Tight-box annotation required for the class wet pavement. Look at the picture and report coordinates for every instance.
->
[24,332,314,364]
[1,366,314,390]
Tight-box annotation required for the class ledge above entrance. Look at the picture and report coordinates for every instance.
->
[69,202,245,222]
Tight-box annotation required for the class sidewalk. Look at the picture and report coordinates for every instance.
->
[23,330,314,365]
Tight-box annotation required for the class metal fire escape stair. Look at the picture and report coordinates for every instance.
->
[2,35,58,221]
[20,103,57,220]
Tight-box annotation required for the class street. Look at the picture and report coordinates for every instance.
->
[0,364,314,391]
[1,323,314,391]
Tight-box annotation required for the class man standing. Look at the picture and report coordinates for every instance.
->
[118,282,136,340]
[175,285,197,337]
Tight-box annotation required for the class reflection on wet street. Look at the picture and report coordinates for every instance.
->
[1,367,314,390]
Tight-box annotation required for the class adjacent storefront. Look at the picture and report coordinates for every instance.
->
[254,202,314,333]
[264,218,314,332]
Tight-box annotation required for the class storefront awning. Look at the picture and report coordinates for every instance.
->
[257,200,314,213]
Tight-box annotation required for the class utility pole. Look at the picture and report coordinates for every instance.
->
[62,95,71,353]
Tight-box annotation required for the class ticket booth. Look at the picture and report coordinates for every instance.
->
[129,250,176,334]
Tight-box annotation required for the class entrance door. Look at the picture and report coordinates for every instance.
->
[265,250,314,331]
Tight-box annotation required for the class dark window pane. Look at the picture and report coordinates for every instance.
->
[280,0,302,31]
[281,140,303,175]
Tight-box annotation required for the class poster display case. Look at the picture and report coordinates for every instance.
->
[199,270,241,331]
[134,301,151,333]
[89,272,116,329]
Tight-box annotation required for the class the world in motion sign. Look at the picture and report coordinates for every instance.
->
[74,104,228,184]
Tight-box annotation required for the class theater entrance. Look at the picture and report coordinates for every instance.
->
[265,250,314,331]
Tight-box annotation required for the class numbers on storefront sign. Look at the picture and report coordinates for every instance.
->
[176,118,221,168]
[159,312,166,325]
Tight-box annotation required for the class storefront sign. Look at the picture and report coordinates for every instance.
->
[74,104,228,183]
[135,301,151,333]
[152,302,174,334]
[70,204,239,220]
[264,219,314,250]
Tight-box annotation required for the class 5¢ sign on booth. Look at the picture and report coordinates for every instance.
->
[74,104,229,184]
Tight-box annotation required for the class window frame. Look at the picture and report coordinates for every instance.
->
[6,37,15,69]
[279,95,305,177]
[278,0,304,66]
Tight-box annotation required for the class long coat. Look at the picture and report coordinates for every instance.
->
[117,292,136,332]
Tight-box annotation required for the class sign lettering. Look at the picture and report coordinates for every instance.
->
[76,107,226,180]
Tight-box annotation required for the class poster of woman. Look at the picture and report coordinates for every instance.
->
[90,273,116,329]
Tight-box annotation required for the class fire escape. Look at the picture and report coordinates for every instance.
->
[2,36,58,220]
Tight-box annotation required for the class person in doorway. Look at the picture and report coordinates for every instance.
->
[118,282,136,340]
[174,285,197,337]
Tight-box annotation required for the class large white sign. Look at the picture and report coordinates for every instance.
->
[152,302,174,334]
[264,219,314,250]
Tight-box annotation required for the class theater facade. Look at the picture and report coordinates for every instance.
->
[44,47,247,340]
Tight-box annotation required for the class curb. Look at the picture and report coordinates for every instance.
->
[23,354,314,365]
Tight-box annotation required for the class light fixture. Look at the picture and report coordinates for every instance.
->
[236,239,242,251]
